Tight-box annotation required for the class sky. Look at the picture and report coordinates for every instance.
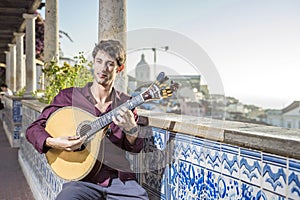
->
[41,0,300,109]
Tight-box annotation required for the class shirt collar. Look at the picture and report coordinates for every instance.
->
[81,82,123,109]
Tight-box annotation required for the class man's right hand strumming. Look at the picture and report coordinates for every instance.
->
[45,135,87,151]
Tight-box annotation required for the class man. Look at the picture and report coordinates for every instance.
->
[0,83,13,96]
[0,83,13,109]
[26,40,149,199]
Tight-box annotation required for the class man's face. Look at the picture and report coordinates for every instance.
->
[93,50,118,87]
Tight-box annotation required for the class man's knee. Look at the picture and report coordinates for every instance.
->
[56,182,104,200]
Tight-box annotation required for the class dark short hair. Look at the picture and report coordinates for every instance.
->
[1,84,8,88]
[92,40,126,67]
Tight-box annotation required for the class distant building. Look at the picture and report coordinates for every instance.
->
[227,102,244,113]
[179,101,204,117]
[224,98,268,125]
[266,101,300,129]
[168,75,201,93]
[265,109,282,127]
[135,54,151,87]
[127,74,137,95]
[226,102,244,120]
[282,101,300,128]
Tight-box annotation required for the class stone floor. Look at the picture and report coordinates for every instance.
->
[0,123,34,200]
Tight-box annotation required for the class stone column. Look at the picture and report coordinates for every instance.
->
[8,44,16,92]
[44,0,59,65]
[22,55,26,88]
[23,14,37,93]
[98,0,127,92]
[4,51,10,87]
[14,32,25,91]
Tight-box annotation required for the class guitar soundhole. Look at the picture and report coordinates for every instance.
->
[79,123,92,137]
[75,121,92,151]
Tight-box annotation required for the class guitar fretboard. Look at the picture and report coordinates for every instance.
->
[88,94,144,137]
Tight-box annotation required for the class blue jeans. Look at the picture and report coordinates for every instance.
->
[56,178,149,200]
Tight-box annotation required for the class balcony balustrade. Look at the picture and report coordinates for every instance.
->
[1,99,298,200]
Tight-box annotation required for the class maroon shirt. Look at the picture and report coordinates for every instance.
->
[26,83,144,186]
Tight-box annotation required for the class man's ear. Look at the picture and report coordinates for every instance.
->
[117,65,124,72]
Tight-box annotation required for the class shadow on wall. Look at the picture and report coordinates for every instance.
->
[138,126,175,200]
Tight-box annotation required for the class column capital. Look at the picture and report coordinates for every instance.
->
[4,51,10,54]
[8,43,16,48]
[13,32,25,37]
[23,13,36,20]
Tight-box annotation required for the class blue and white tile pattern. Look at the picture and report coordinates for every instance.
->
[140,128,300,200]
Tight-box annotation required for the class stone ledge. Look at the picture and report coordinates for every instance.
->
[20,100,300,160]
[4,95,36,101]
[138,109,300,159]
[21,99,47,113]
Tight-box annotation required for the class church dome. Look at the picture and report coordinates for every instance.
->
[136,54,150,69]
[135,54,151,84]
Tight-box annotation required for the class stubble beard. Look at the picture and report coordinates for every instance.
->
[94,74,113,88]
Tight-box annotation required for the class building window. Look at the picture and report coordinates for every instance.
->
[287,121,292,128]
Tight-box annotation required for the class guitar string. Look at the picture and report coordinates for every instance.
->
[78,88,166,137]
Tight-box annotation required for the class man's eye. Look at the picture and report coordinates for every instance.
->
[108,63,115,67]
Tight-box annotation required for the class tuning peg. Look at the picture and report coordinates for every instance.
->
[156,72,165,83]
[170,81,180,91]
[164,76,169,82]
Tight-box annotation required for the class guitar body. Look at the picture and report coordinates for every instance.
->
[43,72,178,181]
[45,107,105,181]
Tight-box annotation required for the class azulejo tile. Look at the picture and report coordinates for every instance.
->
[219,175,240,199]
[173,137,192,162]
[159,167,168,199]
[192,144,206,168]
[262,153,287,196]
[221,144,239,178]
[240,148,262,186]
[288,159,300,200]
[142,130,168,173]
[143,172,164,195]
[175,135,206,167]
[152,127,169,150]
[263,189,285,200]
[168,162,179,199]
[177,160,213,199]
[169,161,179,187]
[205,140,221,173]
[240,182,264,200]
[13,130,19,139]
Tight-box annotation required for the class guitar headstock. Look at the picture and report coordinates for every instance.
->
[141,72,179,101]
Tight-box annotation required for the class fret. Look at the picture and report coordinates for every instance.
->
[89,121,95,129]
[89,94,145,136]
[96,119,103,128]
[104,114,109,125]
[105,112,112,121]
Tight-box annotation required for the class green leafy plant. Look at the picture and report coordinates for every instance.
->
[15,87,26,97]
[39,52,93,104]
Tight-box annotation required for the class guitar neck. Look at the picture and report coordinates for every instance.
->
[89,94,144,136]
